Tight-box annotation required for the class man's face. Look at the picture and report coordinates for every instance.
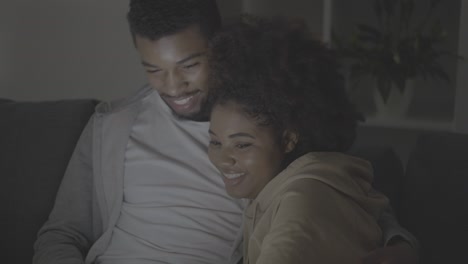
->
[208,101,286,199]
[135,25,210,120]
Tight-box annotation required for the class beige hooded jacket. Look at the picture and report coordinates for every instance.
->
[243,152,389,264]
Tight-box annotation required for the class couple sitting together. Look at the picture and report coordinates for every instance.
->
[34,1,418,264]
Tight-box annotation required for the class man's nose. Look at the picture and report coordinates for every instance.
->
[164,70,187,96]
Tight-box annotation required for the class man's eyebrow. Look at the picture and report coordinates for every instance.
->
[176,52,206,65]
[141,52,206,68]
[141,61,158,68]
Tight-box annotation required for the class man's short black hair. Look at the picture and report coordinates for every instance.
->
[127,0,222,41]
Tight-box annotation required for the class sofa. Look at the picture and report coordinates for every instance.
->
[0,98,467,264]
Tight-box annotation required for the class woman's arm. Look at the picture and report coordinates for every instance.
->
[362,205,419,264]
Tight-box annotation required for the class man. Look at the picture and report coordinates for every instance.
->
[33,1,418,263]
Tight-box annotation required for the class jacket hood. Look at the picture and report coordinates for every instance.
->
[251,152,388,219]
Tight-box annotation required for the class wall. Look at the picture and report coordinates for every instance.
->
[454,0,468,133]
[242,0,324,39]
[0,0,242,102]
[0,0,146,101]
[1,0,464,118]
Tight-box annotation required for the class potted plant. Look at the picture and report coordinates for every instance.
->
[333,0,459,118]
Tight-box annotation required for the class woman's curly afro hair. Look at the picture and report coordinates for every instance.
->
[207,15,363,164]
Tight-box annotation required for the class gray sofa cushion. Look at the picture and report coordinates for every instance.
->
[0,99,97,264]
[400,132,468,264]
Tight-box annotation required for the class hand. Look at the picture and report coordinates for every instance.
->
[362,241,419,264]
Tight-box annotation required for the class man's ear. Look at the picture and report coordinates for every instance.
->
[282,130,299,153]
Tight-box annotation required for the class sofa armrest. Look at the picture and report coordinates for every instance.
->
[400,131,468,264]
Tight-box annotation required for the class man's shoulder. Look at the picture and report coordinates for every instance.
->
[95,84,154,116]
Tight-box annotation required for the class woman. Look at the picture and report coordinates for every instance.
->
[206,16,389,264]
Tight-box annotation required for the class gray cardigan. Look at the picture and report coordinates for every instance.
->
[33,85,154,264]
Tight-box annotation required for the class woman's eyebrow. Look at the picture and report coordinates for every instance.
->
[228,132,255,139]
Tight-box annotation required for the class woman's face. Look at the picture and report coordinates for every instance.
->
[208,101,286,199]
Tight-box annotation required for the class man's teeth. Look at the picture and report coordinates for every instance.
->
[173,96,192,105]
[224,173,245,179]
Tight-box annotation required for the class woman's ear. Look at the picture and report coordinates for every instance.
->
[282,130,299,153]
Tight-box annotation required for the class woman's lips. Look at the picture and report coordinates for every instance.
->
[222,172,246,186]
[223,172,245,179]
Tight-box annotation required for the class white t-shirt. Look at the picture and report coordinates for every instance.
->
[97,92,244,264]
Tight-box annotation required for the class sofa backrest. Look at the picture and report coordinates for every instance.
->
[400,131,468,264]
[0,98,97,264]
[348,145,405,215]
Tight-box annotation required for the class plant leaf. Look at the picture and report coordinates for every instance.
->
[428,64,450,82]
[349,63,368,84]
[355,24,382,43]
[395,77,406,93]
[357,24,382,37]
[333,0,462,104]
[377,77,392,103]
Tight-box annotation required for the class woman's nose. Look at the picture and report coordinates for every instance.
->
[217,149,236,168]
